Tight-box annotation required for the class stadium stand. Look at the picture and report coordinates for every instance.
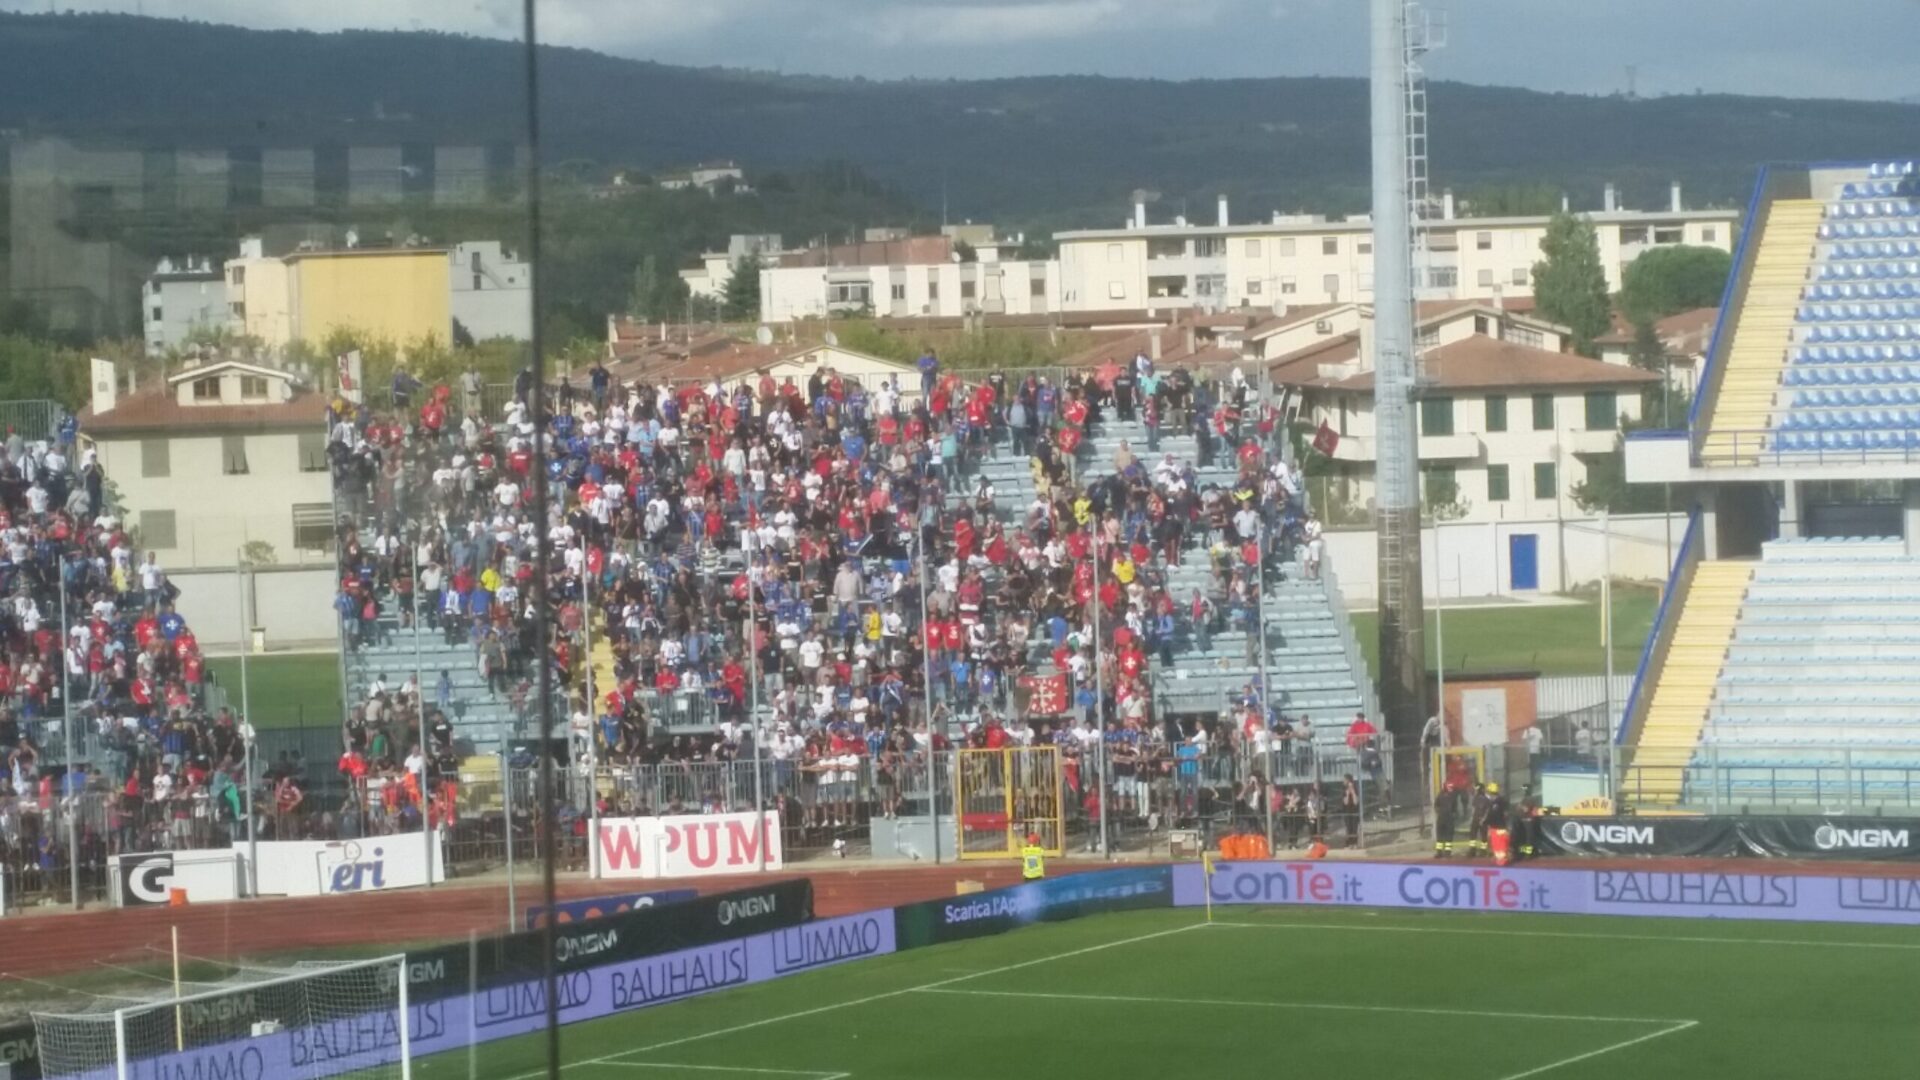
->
[1625,159,1920,812]
[323,355,1382,852]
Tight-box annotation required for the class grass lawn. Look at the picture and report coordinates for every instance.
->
[206,653,343,730]
[405,906,1920,1080]
[1351,585,1659,678]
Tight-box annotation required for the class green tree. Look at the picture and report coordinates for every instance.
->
[722,258,762,321]
[1532,213,1614,357]
[1619,245,1732,324]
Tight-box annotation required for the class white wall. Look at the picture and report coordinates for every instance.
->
[169,565,337,651]
[1323,512,1687,605]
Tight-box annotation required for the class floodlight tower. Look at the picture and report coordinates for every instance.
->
[1370,0,1436,746]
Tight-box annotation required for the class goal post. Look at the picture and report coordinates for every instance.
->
[34,953,412,1080]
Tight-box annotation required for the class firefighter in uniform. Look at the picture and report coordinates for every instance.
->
[1021,832,1047,880]
[1467,783,1491,857]
[1432,786,1456,858]
[1483,782,1513,865]
[1515,785,1543,860]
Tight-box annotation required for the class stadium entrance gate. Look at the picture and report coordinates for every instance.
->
[956,746,1065,859]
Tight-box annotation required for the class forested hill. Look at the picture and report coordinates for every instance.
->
[4,12,1919,224]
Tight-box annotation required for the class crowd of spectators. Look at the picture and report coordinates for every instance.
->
[326,347,1355,851]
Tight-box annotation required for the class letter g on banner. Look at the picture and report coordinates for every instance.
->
[122,853,175,906]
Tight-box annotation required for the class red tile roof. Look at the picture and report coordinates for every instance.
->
[80,387,328,435]
[1272,334,1658,394]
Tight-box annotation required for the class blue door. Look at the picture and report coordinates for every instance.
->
[1509,534,1540,591]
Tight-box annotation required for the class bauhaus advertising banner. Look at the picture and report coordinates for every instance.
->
[1174,860,1920,926]
[1535,815,1742,858]
[1737,818,1920,860]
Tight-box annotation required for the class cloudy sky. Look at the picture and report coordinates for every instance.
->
[9,0,1920,101]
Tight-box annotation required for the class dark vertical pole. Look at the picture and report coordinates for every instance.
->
[517,3,558,1077]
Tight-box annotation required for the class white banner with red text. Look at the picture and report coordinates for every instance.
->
[593,812,783,880]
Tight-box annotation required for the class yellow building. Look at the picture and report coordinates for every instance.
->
[285,247,450,349]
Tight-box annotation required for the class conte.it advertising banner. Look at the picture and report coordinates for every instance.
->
[1175,860,1920,926]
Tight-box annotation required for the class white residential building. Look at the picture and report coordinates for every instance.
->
[757,235,1057,322]
[1056,190,1736,314]
[142,257,228,355]
[680,234,785,303]
[449,240,533,342]
[1270,302,1659,525]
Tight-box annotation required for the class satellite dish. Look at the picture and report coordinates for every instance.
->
[824,331,839,348]
[755,325,773,346]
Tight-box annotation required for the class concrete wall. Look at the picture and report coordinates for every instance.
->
[169,565,337,651]
[1323,511,1687,604]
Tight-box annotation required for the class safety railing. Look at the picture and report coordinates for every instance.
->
[1695,427,1920,469]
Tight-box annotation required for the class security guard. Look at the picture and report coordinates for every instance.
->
[1432,786,1456,858]
[1021,832,1047,880]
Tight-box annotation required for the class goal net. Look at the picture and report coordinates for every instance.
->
[33,954,411,1080]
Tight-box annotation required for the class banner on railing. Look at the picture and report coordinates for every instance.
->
[893,867,1172,949]
[240,833,446,897]
[110,850,245,906]
[593,812,782,880]
[525,889,699,929]
[1736,817,1920,861]
[1174,860,1920,925]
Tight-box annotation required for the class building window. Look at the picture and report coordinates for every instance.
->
[1584,390,1619,430]
[230,301,246,320]
[1030,276,1047,298]
[1416,329,1439,352]
[230,266,245,286]
[928,280,940,301]
[1474,315,1491,335]
[1508,325,1545,349]
[1533,461,1557,500]
[1322,274,1340,296]
[293,503,335,551]
[139,510,177,549]
[1476,231,1493,251]
[1419,397,1455,436]
[959,280,977,300]
[1108,281,1127,300]
[1107,243,1124,263]
[1246,279,1263,296]
[1477,269,1494,287]
[1702,226,1718,243]
[1485,394,1508,433]
[239,375,270,401]
[1245,239,1262,257]
[1487,464,1510,502]
[222,434,250,475]
[1423,465,1458,505]
[297,430,328,472]
[1654,226,1683,244]
[1358,241,1373,255]
[1511,267,1530,287]
[1428,267,1458,289]
[1321,237,1339,256]
[1147,238,1184,260]
[192,377,220,402]
[1194,237,1226,259]
[890,283,906,301]
[141,439,170,478]
[1621,226,1651,246]
[1280,277,1297,295]
[150,305,162,322]
[1532,393,1555,430]
[1338,397,1350,435]
[1278,238,1296,257]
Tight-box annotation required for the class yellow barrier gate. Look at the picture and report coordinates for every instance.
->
[956,746,1064,859]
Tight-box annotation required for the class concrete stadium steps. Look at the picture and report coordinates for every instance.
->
[343,622,522,743]
[1627,561,1754,803]
[1700,199,1823,462]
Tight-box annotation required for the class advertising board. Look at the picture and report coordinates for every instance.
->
[238,834,447,897]
[593,812,782,880]
[894,867,1171,949]
[524,889,699,930]
[110,850,245,906]
[1174,860,1920,926]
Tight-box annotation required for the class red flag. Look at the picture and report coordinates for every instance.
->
[1312,421,1340,457]
[1022,673,1070,716]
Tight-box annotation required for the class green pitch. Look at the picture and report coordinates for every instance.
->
[405,905,1919,1080]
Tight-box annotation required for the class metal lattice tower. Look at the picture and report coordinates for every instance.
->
[1370,0,1430,745]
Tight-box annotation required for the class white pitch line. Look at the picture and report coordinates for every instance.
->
[1492,1020,1698,1080]
[503,921,1208,1079]
[913,987,1690,1027]
[1210,919,1920,950]
[598,1064,851,1079]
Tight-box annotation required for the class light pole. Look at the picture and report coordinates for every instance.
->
[235,548,257,897]
[411,539,431,885]
[59,557,79,909]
